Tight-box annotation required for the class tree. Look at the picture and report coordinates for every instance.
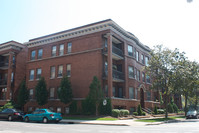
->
[87,76,104,116]
[17,79,29,110]
[145,45,182,118]
[173,59,199,115]
[58,75,73,104]
[35,77,48,106]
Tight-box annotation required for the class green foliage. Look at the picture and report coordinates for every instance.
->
[157,109,165,114]
[86,76,104,116]
[112,109,120,117]
[17,79,29,109]
[99,98,112,115]
[82,97,96,115]
[142,112,146,116]
[35,77,48,106]
[120,109,129,116]
[168,103,174,113]
[173,103,178,113]
[69,101,77,115]
[58,75,73,104]
[154,106,158,115]
[133,112,138,116]
[137,104,142,116]
[0,101,14,111]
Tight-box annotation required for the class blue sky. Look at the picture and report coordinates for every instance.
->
[0,0,199,61]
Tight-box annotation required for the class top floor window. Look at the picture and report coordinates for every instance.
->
[52,46,56,57]
[128,45,133,56]
[141,54,144,64]
[38,49,43,59]
[31,50,36,60]
[136,51,139,61]
[67,42,72,53]
[59,44,64,56]
[145,56,149,66]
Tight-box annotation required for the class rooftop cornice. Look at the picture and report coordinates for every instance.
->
[0,41,26,52]
[24,19,150,52]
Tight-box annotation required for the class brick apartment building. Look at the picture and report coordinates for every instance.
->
[0,19,163,114]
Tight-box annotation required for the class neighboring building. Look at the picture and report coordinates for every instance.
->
[0,19,163,114]
[0,41,26,106]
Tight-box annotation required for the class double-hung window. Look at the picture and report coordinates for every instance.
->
[29,70,34,80]
[31,50,36,60]
[58,65,63,77]
[59,44,64,56]
[38,49,43,59]
[67,43,72,53]
[52,46,57,57]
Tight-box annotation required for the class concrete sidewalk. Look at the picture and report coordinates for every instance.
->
[61,119,157,126]
[61,118,186,126]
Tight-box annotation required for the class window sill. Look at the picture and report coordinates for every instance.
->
[57,76,63,78]
[29,80,34,81]
[50,77,55,79]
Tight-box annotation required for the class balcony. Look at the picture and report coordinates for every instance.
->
[0,79,7,86]
[102,45,124,60]
[103,70,124,82]
[0,62,9,69]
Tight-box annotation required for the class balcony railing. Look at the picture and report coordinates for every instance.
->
[0,79,7,86]
[104,70,124,81]
[0,62,9,67]
[112,45,123,57]
[112,69,124,81]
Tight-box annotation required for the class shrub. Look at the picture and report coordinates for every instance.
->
[154,106,158,115]
[0,101,14,112]
[173,103,178,113]
[137,104,142,116]
[82,97,96,115]
[99,98,112,116]
[69,101,77,115]
[120,109,129,117]
[168,103,174,113]
[157,109,165,114]
[133,112,138,116]
[142,112,146,116]
[112,109,120,117]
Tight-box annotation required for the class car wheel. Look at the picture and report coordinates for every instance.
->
[25,117,29,122]
[55,120,60,123]
[8,116,12,121]
[43,117,48,123]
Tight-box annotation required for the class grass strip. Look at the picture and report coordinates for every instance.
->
[63,117,118,121]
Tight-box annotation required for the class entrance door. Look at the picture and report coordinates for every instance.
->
[140,88,145,108]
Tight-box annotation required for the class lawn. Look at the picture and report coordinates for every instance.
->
[136,116,185,122]
[63,116,118,121]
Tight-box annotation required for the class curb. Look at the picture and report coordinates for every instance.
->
[61,120,129,126]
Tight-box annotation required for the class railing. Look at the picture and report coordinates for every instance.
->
[112,69,124,80]
[104,70,124,81]
[0,79,7,85]
[0,62,9,67]
[112,45,123,57]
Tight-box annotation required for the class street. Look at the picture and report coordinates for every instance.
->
[0,119,199,133]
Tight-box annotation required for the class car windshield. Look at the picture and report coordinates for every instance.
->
[13,109,22,113]
[46,109,54,113]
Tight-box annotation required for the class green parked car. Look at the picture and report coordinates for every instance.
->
[23,109,62,123]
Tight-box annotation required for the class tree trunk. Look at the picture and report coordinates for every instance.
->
[185,92,188,116]
[96,103,99,116]
[195,92,198,110]
[165,87,168,119]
